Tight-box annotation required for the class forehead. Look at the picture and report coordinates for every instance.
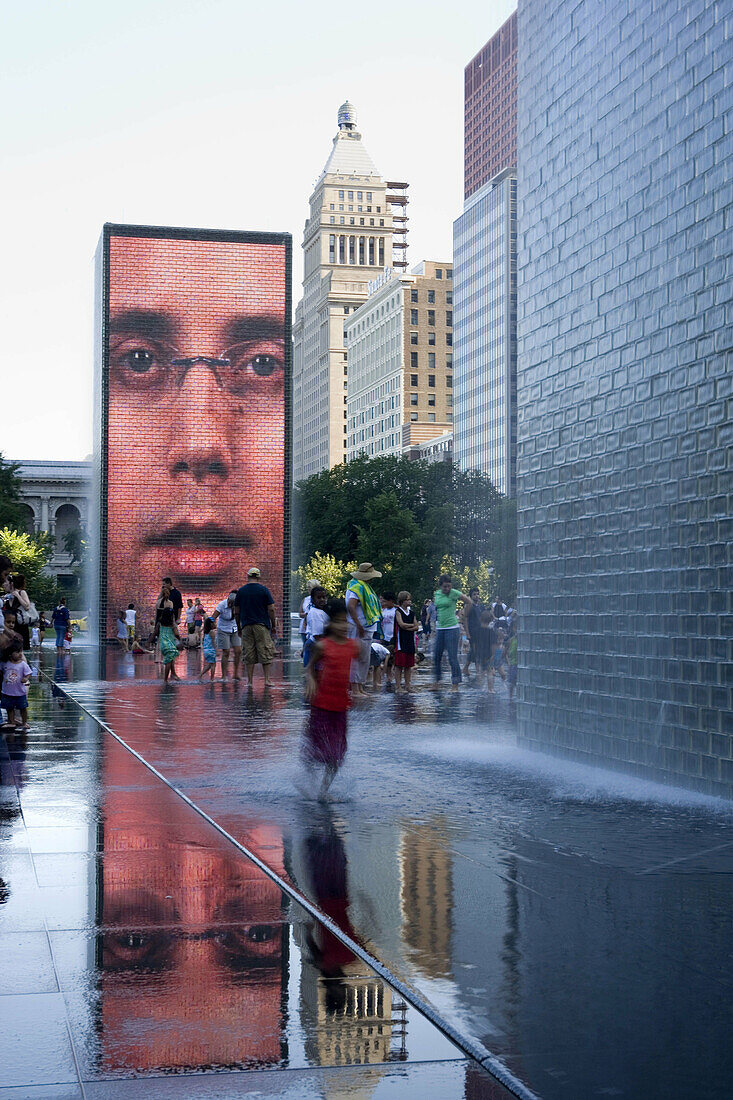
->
[108,235,286,317]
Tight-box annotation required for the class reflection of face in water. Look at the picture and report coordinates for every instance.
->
[104,233,287,639]
[98,736,286,1073]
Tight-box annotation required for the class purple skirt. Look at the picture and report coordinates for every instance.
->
[304,705,348,768]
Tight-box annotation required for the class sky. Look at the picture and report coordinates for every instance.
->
[1,0,515,462]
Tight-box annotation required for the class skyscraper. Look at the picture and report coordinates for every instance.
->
[292,103,393,483]
[345,262,454,461]
[453,15,518,494]
[517,0,732,796]
[464,11,517,199]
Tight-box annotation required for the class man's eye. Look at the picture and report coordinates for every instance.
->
[123,348,157,373]
[250,354,278,377]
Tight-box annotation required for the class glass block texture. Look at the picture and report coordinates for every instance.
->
[516,0,733,796]
[94,225,292,644]
[453,173,517,495]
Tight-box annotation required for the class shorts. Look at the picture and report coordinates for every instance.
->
[216,630,241,651]
[187,624,196,635]
[508,665,518,685]
[394,651,415,668]
[369,649,385,668]
[2,693,27,712]
[242,623,276,666]
[127,625,135,638]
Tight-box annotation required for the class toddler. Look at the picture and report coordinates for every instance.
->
[199,617,217,680]
[2,644,32,730]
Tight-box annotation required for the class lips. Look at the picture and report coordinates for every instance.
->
[144,522,252,583]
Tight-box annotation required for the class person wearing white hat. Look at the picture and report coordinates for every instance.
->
[345,563,382,694]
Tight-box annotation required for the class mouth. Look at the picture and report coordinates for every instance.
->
[144,523,252,583]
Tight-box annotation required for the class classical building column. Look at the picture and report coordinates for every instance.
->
[41,498,49,532]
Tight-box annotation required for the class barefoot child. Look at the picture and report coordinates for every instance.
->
[303,598,359,798]
[158,607,182,681]
[2,644,32,730]
[199,617,217,680]
[394,591,419,692]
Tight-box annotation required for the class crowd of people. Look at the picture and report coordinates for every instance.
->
[117,568,279,686]
[299,563,517,699]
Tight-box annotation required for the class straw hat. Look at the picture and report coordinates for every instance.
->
[351,562,382,581]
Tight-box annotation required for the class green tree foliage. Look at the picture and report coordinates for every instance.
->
[0,454,27,532]
[63,525,87,567]
[293,455,516,603]
[293,552,357,599]
[0,528,58,612]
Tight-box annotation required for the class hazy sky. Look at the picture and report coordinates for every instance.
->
[1,0,515,461]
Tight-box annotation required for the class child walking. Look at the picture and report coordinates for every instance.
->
[199,617,217,680]
[2,644,32,730]
[394,591,419,692]
[158,607,182,681]
[303,598,359,798]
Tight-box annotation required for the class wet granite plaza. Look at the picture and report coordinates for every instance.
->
[1,646,731,1099]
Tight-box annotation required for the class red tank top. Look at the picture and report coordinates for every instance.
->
[312,637,359,711]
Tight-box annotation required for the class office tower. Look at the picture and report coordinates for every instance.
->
[453,170,517,495]
[454,13,518,493]
[517,0,732,796]
[345,262,454,460]
[464,11,517,199]
[292,102,394,482]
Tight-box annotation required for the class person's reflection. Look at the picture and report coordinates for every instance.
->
[97,737,287,1073]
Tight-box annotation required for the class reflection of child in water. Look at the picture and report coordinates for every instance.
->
[303,599,359,798]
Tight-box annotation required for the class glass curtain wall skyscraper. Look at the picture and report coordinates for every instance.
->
[453,170,517,495]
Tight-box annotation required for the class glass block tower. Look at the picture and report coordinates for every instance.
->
[517,0,733,796]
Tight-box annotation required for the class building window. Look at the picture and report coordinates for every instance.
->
[410,332,418,345]
[344,306,350,314]
[379,218,384,226]
[427,289,435,303]
[428,332,436,346]
[428,374,435,387]
[330,203,335,210]
[446,375,452,387]
[436,269,443,279]
[446,311,452,326]
[348,191,353,200]
[340,216,345,224]
[367,192,372,201]
[350,217,355,225]
[411,351,418,367]
[370,218,374,226]
[329,234,336,263]
[428,395,436,406]
[330,216,335,224]
[410,412,418,422]
[349,236,356,264]
[410,373,418,386]
[428,413,436,422]
[360,217,365,225]
[359,237,365,264]
[339,204,344,211]
[446,333,453,346]
[446,353,453,368]
[447,394,453,406]
[411,289,418,303]
[339,190,344,200]
[357,191,363,200]
[447,269,453,279]
[348,205,353,211]
[428,352,435,368]
[410,309,418,325]
[410,394,418,406]
[427,310,435,326]
[379,239,384,265]
[339,235,346,263]
[446,291,453,304]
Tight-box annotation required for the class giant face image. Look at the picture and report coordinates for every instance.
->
[104,232,287,637]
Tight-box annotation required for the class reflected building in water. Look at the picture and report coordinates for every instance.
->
[399,817,453,980]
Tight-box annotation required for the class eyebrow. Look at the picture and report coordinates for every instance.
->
[226,315,284,344]
[108,311,175,340]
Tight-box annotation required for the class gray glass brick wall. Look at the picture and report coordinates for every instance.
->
[516,0,732,797]
[454,170,517,495]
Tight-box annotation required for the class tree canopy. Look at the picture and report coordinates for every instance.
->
[293,455,516,603]
[0,454,27,532]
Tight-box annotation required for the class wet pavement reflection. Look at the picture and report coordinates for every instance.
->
[1,644,731,1098]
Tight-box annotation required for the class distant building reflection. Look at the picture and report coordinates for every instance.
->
[399,816,454,979]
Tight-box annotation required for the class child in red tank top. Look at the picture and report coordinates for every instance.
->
[304,599,359,798]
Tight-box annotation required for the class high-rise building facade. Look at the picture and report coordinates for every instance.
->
[345,262,453,460]
[292,103,393,483]
[464,11,517,200]
[453,170,517,495]
[517,0,732,796]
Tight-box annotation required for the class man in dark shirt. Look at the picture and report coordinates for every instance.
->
[163,577,183,624]
[234,568,278,686]
[464,587,484,677]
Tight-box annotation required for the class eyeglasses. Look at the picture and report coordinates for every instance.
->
[109,340,284,396]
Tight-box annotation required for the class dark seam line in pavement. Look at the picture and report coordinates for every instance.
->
[43,674,541,1100]
[635,840,733,875]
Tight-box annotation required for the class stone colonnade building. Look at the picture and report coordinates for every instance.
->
[12,459,92,589]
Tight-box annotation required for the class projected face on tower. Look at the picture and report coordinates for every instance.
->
[103,231,288,638]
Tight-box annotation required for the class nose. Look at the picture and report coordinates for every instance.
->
[168,365,232,485]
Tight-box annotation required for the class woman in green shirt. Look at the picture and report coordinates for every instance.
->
[433,574,472,688]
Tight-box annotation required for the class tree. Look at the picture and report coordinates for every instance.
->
[293,552,357,600]
[293,455,516,604]
[63,525,87,567]
[0,528,58,612]
[0,454,27,532]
